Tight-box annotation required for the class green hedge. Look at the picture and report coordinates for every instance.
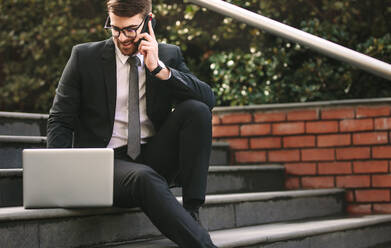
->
[1,0,390,112]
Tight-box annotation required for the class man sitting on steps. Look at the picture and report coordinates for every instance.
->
[47,0,217,247]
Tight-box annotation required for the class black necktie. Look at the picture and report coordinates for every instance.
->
[127,56,141,160]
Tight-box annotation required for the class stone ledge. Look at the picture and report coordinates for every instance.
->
[0,165,284,178]
[0,137,229,146]
[117,215,391,248]
[209,165,284,172]
[0,207,135,223]
[0,135,47,143]
[212,215,391,247]
[0,111,48,119]
[204,188,344,205]
[2,98,391,119]
[0,189,343,223]
[210,142,230,147]
[0,169,22,178]
[213,98,391,113]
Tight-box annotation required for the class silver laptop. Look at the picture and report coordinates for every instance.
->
[23,148,114,208]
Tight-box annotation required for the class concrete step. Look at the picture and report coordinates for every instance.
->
[0,169,22,207]
[0,165,285,207]
[172,164,285,196]
[0,136,230,168]
[0,111,231,165]
[209,142,230,165]
[111,215,391,248]
[0,135,46,168]
[0,110,231,165]
[370,241,391,248]
[0,111,48,136]
[0,189,344,248]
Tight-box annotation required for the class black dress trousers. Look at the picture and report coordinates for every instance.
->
[113,99,216,248]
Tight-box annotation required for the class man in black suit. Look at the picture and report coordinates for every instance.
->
[47,0,217,247]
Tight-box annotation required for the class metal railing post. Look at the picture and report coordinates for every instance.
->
[187,0,391,80]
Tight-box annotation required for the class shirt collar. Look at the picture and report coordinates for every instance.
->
[114,41,144,66]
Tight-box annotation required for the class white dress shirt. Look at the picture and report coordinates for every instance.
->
[107,44,168,148]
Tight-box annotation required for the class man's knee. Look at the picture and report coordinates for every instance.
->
[175,99,212,121]
[116,163,160,187]
[130,166,161,185]
[114,163,169,207]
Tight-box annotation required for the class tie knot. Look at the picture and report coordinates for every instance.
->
[127,56,141,67]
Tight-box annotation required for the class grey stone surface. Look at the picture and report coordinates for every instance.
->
[0,223,39,248]
[39,212,160,248]
[235,195,344,227]
[259,223,391,248]
[207,173,247,193]
[208,165,284,172]
[204,189,344,205]
[0,208,159,248]
[0,136,225,168]
[0,111,48,136]
[0,143,46,169]
[210,215,391,248]
[308,224,391,248]
[1,165,286,206]
[200,204,236,231]
[0,207,132,223]
[0,135,47,143]
[0,120,44,136]
[0,146,24,169]
[369,241,391,248]
[209,146,230,165]
[0,189,346,247]
[0,168,23,177]
[0,111,48,119]
[0,176,22,207]
[0,136,47,169]
[0,190,343,222]
[102,215,391,248]
[206,167,285,194]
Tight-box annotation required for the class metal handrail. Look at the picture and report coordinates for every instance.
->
[187,0,391,81]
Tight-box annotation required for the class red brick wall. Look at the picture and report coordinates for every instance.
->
[212,102,391,215]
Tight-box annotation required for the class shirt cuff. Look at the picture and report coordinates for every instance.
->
[158,60,171,79]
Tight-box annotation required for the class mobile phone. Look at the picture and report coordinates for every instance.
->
[136,15,157,47]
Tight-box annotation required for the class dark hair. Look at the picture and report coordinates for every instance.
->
[106,0,152,18]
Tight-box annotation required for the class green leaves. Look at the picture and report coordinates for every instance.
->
[176,0,391,106]
[0,0,107,112]
[0,0,390,112]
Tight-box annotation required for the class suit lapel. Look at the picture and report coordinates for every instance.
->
[101,38,117,125]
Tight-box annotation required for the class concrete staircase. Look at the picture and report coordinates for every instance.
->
[1,111,391,248]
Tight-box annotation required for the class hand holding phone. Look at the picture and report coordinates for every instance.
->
[137,14,169,79]
[135,14,156,47]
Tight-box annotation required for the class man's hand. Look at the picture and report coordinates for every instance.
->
[137,18,170,80]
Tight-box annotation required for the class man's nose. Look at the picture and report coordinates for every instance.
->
[118,32,129,42]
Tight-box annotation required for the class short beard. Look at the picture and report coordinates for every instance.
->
[114,37,137,56]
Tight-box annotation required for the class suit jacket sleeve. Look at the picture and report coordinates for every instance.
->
[47,45,81,148]
[157,45,215,110]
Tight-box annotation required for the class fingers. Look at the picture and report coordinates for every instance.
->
[137,32,154,43]
[148,16,156,39]
[138,41,153,50]
[138,41,156,56]
[136,33,157,54]
[136,16,158,70]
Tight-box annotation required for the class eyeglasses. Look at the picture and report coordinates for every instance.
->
[104,16,145,39]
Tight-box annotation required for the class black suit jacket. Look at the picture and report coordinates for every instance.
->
[47,38,215,148]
